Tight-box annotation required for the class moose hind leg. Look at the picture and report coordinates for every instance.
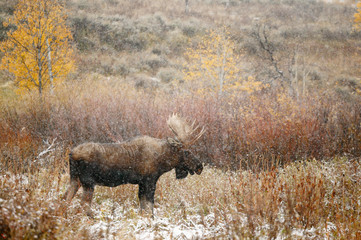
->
[82,185,95,217]
[138,180,157,215]
[63,155,82,202]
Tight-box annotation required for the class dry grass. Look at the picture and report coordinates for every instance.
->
[1,152,360,239]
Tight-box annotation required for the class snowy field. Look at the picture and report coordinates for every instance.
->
[1,158,359,239]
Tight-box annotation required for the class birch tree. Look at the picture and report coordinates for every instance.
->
[183,29,262,97]
[0,0,75,95]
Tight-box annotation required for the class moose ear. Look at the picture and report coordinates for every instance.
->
[175,167,188,179]
[167,137,183,150]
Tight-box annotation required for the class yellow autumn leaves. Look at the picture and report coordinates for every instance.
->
[0,0,75,95]
[354,1,361,31]
[183,29,262,97]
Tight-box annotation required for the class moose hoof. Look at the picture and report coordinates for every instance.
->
[140,209,154,218]
[139,205,154,218]
[85,209,94,219]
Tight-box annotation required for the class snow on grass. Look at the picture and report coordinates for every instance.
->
[85,212,225,240]
[1,159,361,239]
[82,194,229,239]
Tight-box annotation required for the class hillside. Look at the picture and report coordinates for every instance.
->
[1,0,359,92]
[63,0,360,93]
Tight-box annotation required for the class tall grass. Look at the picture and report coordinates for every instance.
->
[1,157,360,239]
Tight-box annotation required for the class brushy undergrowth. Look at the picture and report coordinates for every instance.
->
[0,77,360,169]
[0,154,360,239]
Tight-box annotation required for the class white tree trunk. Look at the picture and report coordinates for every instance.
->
[38,47,42,96]
[218,47,227,96]
[47,38,54,94]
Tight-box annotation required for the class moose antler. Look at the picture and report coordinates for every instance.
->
[167,113,205,147]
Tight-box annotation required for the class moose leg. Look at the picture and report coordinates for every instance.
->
[82,185,94,217]
[63,178,81,202]
[63,155,85,202]
[138,180,157,215]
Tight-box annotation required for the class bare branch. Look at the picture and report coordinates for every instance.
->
[37,137,57,159]
[253,23,290,84]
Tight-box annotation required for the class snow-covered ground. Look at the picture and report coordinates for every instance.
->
[1,159,360,239]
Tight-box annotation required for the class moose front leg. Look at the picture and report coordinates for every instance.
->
[138,179,157,216]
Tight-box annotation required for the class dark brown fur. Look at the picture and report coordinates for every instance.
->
[63,134,203,216]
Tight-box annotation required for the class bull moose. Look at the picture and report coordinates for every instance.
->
[63,114,205,216]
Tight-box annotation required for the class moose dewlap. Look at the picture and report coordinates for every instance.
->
[62,114,205,216]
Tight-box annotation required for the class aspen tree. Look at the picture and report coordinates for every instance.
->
[0,0,75,95]
[183,29,261,97]
[354,1,361,31]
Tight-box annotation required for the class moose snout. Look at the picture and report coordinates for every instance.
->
[195,164,203,175]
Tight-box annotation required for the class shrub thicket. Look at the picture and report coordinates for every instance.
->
[0,78,360,169]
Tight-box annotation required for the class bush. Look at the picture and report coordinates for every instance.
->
[166,30,189,56]
[141,54,168,73]
[156,67,180,83]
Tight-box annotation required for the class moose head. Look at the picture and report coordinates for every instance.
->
[166,113,205,179]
